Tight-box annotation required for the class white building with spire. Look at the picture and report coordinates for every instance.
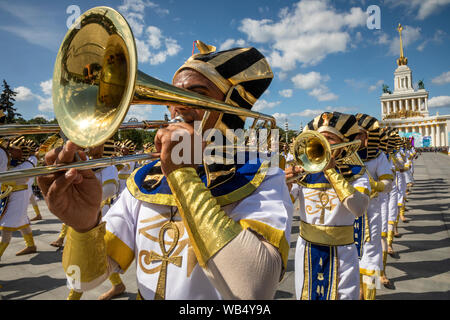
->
[380,24,450,149]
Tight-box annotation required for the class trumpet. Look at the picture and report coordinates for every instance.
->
[286,130,361,183]
[0,6,275,183]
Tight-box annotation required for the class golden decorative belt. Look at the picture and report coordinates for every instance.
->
[118,174,130,180]
[1,184,28,192]
[300,220,354,246]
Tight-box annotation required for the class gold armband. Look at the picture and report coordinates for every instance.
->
[324,168,357,202]
[62,222,108,284]
[373,181,385,193]
[166,167,242,268]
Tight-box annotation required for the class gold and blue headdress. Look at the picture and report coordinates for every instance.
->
[173,40,273,132]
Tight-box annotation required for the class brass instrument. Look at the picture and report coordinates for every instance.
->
[287,130,361,183]
[0,120,174,136]
[0,6,275,183]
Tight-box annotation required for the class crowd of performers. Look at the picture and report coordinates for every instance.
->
[0,42,419,300]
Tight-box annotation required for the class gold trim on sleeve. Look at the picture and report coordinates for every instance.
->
[62,222,108,283]
[324,168,357,202]
[378,174,394,181]
[105,230,135,272]
[166,167,243,268]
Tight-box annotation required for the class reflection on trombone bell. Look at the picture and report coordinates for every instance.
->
[286,130,362,184]
[0,6,276,183]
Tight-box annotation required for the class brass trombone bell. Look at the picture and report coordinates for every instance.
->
[53,6,276,149]
[287,131,361,182]
[0,6,276,183]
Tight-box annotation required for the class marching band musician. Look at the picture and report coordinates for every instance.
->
[379,128,399,287]
[389,131,405,249]
[287,112,371,300]
[354,114,393,300]
[116,139,137,195]
[26,140,43,222]
[0,137,38,260]
[396,138,409,224]
[37,42,293,300]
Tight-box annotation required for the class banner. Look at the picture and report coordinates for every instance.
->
[399,131,422,147]
[422,136,432,147]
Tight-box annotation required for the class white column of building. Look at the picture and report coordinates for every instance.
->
[436,124,441,147]
[440,125,445,147]
[406,99,410,112]
[412,98,417,112]
[431,125,436,146]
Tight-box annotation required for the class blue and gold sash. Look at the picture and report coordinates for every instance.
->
[301,242,338,300]
[353,212,370,258]
[298,165,364,189]
[127,152,273,206]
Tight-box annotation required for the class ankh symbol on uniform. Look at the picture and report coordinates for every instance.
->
[148,221,182,300]
[316,191,332,224]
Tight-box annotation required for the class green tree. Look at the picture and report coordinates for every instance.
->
[0,80,22,123]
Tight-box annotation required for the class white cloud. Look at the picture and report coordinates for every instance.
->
[238,0,366,70]
[290,109,323,117]
[219,38,246,51]
[40,79,52,96]
[0,3,62,51]
[13,79,54,113]
[118,1,180,65]
[368,80,384,92]
[386,0,450,20]
[375,25,422,56]
[125,105,153,121]
[431,71,450,85]
[14,86,34,101]
[291,71,338,101]
[279,89,293,98]
[271,112,289,122]
[291,71,325,90]
[428,96,450,108]
[417,30,446,51]
[253,99,281,112]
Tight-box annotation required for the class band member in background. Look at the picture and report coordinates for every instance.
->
[116,139,137,195]
[25,140,43,222]
[38,42,293,300]
[288,112,370,300]
[0,136,38,260]
[379,128,398,287]
[354,114,393,300]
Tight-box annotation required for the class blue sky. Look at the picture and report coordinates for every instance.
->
[1,0,450,130]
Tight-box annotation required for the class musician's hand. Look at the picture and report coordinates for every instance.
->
[37,141,102,233]
[323,155,337,171]
[155,122,203,176]
[285,165,304,191]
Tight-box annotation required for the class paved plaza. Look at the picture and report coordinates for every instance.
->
[0,152,449,300]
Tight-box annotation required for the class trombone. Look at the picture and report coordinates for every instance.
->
[0,6,275,183]
[286,130,361,183]
[0,120,177,136]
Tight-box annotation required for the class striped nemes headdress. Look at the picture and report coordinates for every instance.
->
[121,139,136,153]
[304,112,360,144]
[9,136,27,163]
[103,139,117,157]
[389,129,402,150]
[303,112,363,180]
[355,113,381,161]
[173,41,273,132]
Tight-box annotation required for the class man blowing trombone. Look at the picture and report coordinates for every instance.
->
[37,40,293,300]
